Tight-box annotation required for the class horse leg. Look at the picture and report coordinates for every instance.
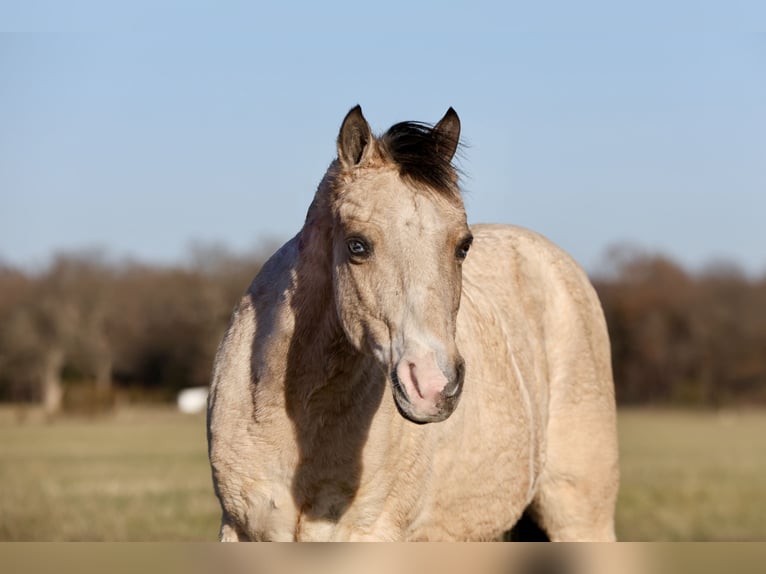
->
[531,403,619,542]
[219,512,251,542]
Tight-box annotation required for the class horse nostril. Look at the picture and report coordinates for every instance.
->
[443,380,461,397]
[409,362,424,399]
[443,359,465,397]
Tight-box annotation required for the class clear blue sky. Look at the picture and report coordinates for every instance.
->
[2,1,764,275]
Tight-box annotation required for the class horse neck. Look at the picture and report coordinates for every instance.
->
[282,174,387,448]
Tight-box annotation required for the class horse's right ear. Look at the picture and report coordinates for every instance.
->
[338,105,373,169]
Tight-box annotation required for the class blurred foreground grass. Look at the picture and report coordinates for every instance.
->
[1,406,765,541]
[0,407,219,541]
[616,409,766,541]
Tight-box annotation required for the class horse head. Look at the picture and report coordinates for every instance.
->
[328,106,472,423]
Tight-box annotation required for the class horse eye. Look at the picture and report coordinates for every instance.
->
[347,238,371,259]
[456,237,473,260]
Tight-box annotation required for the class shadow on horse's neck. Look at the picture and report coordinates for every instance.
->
[282,186,387,525]
[288,189,370,400]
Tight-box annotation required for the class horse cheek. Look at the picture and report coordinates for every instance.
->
[334,269,367,349]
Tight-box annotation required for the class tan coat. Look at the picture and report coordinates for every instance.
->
[207,107,619,541]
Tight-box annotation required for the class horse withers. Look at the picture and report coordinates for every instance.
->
[207,106,619,541]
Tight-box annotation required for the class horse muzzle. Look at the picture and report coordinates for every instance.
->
[390,354,465,424]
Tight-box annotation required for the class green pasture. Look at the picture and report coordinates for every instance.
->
[0,407,764,541]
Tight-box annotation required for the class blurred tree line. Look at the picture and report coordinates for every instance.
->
[0,246,266,415]
[1,245,764,412]
[593,246,766,406]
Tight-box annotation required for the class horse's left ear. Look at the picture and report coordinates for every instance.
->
[433,107,461,162]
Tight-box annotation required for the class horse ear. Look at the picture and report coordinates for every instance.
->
[433,107,461,162]
[338,105,373,169]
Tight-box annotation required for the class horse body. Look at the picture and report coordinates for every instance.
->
[207,108,618,541]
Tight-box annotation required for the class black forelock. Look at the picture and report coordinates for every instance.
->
[379,121,461,194]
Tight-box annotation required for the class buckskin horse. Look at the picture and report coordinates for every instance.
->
[207,106,619,541]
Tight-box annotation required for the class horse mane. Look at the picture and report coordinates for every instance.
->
[379,121,461,195]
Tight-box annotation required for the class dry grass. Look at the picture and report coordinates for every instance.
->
[0,406,219,541]
[616,408,766,540]
[1,406,764,541]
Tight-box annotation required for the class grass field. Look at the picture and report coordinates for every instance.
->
[0,407,218,541]
[616,409,766,541]
[1,406,764,541]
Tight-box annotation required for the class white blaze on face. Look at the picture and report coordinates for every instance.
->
[386,196,466,420]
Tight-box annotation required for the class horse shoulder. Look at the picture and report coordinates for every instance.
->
[208,239,302,540]
[447,225,614,521]
[468,226,618,539]
[209,237,298,423]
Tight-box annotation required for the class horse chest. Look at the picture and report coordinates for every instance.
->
[247,392,387,540]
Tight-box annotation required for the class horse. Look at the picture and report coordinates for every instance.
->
[206,106,619,541]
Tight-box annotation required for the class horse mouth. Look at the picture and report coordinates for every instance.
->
[389,369,457,424]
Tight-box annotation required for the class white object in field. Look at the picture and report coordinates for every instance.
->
[177,387,209,414]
